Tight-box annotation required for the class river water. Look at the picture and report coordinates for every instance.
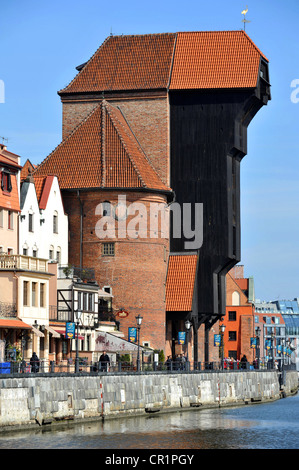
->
[0,393,298,450]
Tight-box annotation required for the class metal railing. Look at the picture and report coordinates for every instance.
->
[0,358,295,375]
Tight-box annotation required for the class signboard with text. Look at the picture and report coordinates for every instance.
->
[128,327,137,343]
[66,322,75,340]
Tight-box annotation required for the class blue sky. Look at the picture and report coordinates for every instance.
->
[1,0,298,301]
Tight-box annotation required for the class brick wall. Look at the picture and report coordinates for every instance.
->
[62,189,169,352]
[61,94,169,185]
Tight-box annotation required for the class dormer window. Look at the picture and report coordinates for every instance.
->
[1,171,12,193]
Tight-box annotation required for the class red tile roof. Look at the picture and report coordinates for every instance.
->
[166,253,198,311]
[60,33,176,94]
[170,31,268,90]
[21,159,36,181]
[59,31,268,94]
[0,173,20,212]
[34,101,170,192]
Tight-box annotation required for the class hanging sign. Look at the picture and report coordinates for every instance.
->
[277,344,282,355]
[250,337,257,349]
[65,322,75,340]
[178,332,186,345]
[128,327,137,343]
[214,334,221,347]
[117,310,129,318]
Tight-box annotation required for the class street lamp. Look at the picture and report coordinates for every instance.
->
[255,326,261,369]
[75,310,82,373]
[220,324,226,370]
[185,319,191,370]
[136,314,143,372]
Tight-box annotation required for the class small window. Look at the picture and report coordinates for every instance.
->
[88,293,94,311]
[40,283,45,308]
[0,209,3,227]
[28,213,34,232]
[83,292,88,310]
[78,292,82,310]
[1,172,12,192]
[53,212,58,233]
[23,281,29,306]
[228,350,237,360]
[32,282,37,306]
[8,211,13,230]
[102,242,115,256]
[23,248,28,256]
[232,291,240,306]
[32,249,37,258]
[228,311,236,321]
[228,331,237,341]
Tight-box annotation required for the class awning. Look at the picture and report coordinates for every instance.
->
[31,325,44,337]
[53,328,85,340]
[0,319,32,329]
[44,325,60,338]
[95,331,145,353]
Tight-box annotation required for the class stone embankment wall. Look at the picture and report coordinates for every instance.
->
[0,371,297,429]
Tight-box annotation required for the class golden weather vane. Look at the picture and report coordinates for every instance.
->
[241,6,251,31]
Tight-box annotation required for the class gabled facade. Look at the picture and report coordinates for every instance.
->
[0,144,22,255]
[223,266,255,361]
[19,173,68,265]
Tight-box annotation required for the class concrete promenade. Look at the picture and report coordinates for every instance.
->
[0,369,297,430]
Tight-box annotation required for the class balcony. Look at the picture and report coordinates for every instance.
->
[58,265,96,283]
[0,254,48,272]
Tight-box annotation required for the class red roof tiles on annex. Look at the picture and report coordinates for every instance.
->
[166,254,198,312]
[33,101,170,192]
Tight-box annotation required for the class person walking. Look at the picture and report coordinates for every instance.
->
[99,351,110,372]
[30,352,40,373]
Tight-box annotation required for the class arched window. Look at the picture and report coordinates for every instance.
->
[53,211,58,233]
[232,291,240,306]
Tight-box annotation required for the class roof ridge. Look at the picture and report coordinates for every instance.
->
[105,103,147,187]
[58,36,112,94]
[241,30,269,62]
[115,105,167,184]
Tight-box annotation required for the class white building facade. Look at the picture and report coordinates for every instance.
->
[19,174,68,265]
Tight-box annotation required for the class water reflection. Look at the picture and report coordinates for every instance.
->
[0,394,298,449]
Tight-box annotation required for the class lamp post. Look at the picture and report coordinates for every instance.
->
[220,324,226,370]
[185,319,191,370]
[255,326,261,369]
[270,330,275,369]
[75,310,82,373]
[136,314,143,372]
